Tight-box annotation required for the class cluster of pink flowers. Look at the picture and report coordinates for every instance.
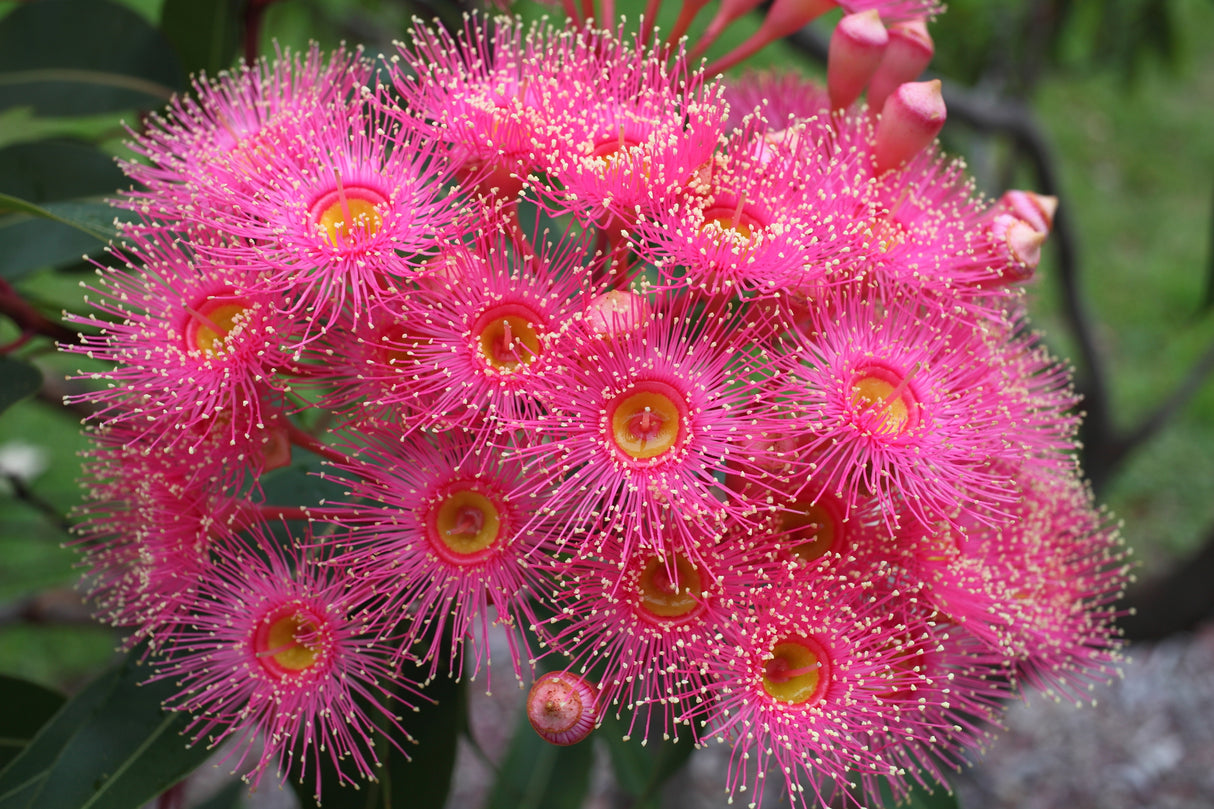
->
[64,2,1129,806]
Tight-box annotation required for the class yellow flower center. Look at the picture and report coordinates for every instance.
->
[636,555,704,622]
[183,296,252,356]
[427,482,505,564]
[309,186,387,248]
[762,637,830,705]
[608,382,688,462]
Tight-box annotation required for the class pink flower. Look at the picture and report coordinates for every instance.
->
[63,230,293,452]
[153,521,420,801]
[510,293,790,562]
[321,425,561,684]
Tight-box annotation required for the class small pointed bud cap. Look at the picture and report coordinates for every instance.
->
[828,11,889,110]
[582,289,653,339]
[873,79,946,173]
[527,671,601,746]
[998,190,1058,233]
[866,17,934,111]
[1004,217,1047,275]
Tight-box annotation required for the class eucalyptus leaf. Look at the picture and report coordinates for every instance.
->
[0,141,125,204]
[0,0,181,116]
[0,677,64,771]
[161,0,242,79]
[0,358,42,414]
[0,653,213,809]
[484,705,594,809]
[291,672,463,809]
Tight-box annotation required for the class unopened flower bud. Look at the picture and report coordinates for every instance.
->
[828,11,888,110]
[527,671,600,746]
[873,79,946,173]
[996,190,1058,234]
[867,18,934,112]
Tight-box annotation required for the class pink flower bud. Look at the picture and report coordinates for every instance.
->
[527,671,601,746]
[997,189,1058,234]
[581,289,653,339]
[866,17,934,111]
[873,79,946,173]
[828,11,888,110]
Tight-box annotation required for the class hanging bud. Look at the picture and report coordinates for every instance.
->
[873,79,946,173]
[996,189,1058,234]
[527,671,601,746]
[996,214,1048,281]
[866,18,934,112]
[828,11,889,110]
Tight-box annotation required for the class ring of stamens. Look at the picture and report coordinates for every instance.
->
[849,362,921,436]
[253,605,331,678]
[472,303,544,372]
[635,554,705,625]
[426,481,506,565]
[762,635,831,706]
[606,381,689,463]
[183,294,253,356]
[308,185,387,249]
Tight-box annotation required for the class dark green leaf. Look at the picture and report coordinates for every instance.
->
[598,713,695,809]
[290,668,463,809]
[0,677,64,771]
[0,652,213,809]
[0,141,125,204]
[161,0,242,78]
[484,705,594,809]
[0,194,126,279]
[0,0,181,116]
[0,358,42,414]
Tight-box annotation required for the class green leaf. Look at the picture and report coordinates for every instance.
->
[290,668,463,809]
[0,358,42,414]
[0,194,125,279]
[0,141,126,204]
[0,677,64,771]
[598,713,695,809]
[161,0,242,79]
[870,775,963,809]
[0,652,214,809]
[484,705,595,809]
[0,0,181,116]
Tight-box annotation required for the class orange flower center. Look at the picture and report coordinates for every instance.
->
[636,554,704,622]
[253,607,330,678]
[474,304,543,372]
[849,363,920,436]
[607,382,688,462]
[762,636,831,706]
[310,185,387,248]
[183,295,253,356]
[427,482,506,565]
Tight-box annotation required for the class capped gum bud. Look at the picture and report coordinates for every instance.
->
[527,671,600,746]
[873,79,946,173]
[582,289,653,339]
[997,189,1058,233]
[1002,216,1047,276]
[866,17,934,112]
[828,11,889,110]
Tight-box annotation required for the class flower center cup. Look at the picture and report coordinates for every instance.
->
[761,636,831,706]
[606,381,689,463]
[635,554,705,624]
[309,186,387,249]
[183,295,253,356]
[426,482,506,565]
[782,495,846,562]
[473,304,544,372]
[253,607,330,678]
[849,363,920,436]
[701,202,763,242]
